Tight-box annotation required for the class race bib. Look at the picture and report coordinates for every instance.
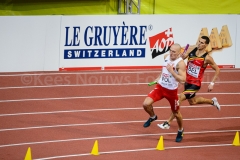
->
[187,62,200,78]
[160,73,173,87]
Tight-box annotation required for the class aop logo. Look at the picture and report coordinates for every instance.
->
[149,28,174,59]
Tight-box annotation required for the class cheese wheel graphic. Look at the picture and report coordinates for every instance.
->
[219,25,232,47]
[210,27,222,49]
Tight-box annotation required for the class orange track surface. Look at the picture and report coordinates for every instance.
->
[0,69,240,160]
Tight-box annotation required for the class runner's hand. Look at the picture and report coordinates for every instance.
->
[208,83,214,92]
[166,63,174,73]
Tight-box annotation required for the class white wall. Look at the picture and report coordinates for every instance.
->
[43,16,62,71]
[0,16,61,72]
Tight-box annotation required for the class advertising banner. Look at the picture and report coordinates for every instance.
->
[236,16,240,68]
[59,15,237,70]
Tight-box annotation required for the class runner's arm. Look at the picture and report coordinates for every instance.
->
[207,55,220,83]
[167,60,186,83]
[206,55,220,91]
[181,45,197,60]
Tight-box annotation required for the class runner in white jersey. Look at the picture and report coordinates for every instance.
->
[158,55,183,90]
[143,43,186,142]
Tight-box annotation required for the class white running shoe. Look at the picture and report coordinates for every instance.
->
[157,121,170,129]
[212,97,221,111]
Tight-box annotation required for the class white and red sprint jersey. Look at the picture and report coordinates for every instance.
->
[158,55,182,90]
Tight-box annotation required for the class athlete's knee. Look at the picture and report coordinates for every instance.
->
[143,97,153,108]
[188,99,197,105]
[143,102,149,109]
[179,93,186,101]
[172,111,179,118]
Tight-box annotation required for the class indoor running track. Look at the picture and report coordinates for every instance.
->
[0,69,240,160]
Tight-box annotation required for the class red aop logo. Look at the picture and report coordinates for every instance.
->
[149,28,174,59]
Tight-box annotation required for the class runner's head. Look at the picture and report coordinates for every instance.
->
[169,43,181,61]
[197,36,210,50]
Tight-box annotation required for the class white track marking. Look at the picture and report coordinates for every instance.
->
[0,69,240,77]
[0,92,240,103]
[0,130,237,148]
[0,116,239,132]
[1,83,147,89]
[0,71,162,76]
[33,144,232,159]
[0,95,142,103]
[0,70,238,159]
[0,81,239,90]
[0,104,238,117]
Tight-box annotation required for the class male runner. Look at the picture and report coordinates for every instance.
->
[143,43,186,142]
[158,36,221,130]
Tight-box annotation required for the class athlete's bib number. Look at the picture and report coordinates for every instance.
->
[187,63,200,78]
[162,73,172,83]
[160,73,173,87]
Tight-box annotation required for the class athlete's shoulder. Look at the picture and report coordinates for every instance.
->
[205,54,215,64]
[205,54,213,61]
[176,59,186,70]
[178,59,186,66]
[188,46,198,56]
[181,45,197,60]
[187,45,197,53]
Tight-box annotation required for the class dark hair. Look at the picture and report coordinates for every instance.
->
[201,36,210,44]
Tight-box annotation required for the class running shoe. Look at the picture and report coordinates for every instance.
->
[212,97,221,111]
[143,115,158,128]
[176,129,184,142]
[157,121,170,129]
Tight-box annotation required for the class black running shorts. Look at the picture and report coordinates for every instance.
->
[182,82,201,99]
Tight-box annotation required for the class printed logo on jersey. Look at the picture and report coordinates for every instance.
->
[149,28,174,59]
[195,61,202,65]
[161,73,171,83]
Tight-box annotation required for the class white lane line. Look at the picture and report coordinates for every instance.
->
[0,95,143,103]
[0,116,239,132]
[0,129,237,148]
[35,143,233,159]
[0,92,240,103]
[0,81,239,90]
[1,83,147,90]
[0,71,160,77]
[0,104,238,117]
[0,69,240,77]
